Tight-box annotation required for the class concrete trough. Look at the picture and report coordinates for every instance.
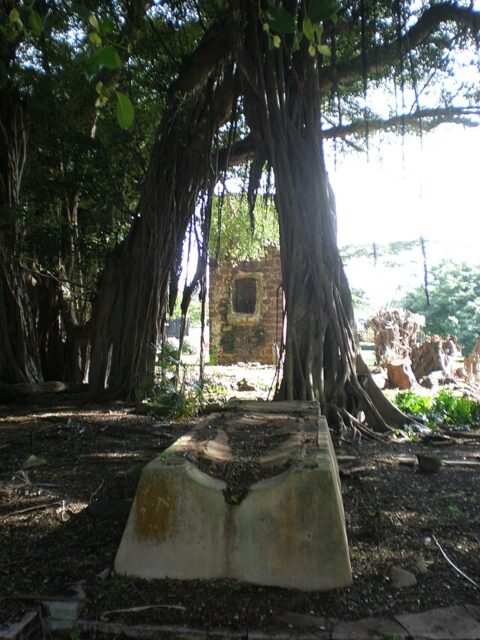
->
[114,402,351,591]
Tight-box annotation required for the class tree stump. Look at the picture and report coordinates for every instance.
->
[386,359,417,390]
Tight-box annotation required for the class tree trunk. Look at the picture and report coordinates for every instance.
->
[240,3,406,432]
[0,78,42,383]
[0,254,42,383]
[89,27,235,397]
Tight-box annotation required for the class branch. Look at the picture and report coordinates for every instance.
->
[216,105,480,167]
[323,106,480,140]
[432,534,480,589]
[170,21,234,95]
[217,133,256,170]
[322,3,480,91]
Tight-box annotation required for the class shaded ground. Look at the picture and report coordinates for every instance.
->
[0,394,479,635]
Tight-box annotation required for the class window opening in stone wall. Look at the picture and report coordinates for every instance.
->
[233,277,257,314]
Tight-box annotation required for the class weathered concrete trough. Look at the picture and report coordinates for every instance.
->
[115,401,351,591]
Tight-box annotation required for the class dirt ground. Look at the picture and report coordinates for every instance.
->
[0,390,479,634]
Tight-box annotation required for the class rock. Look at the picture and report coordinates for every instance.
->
[22,454,47,469]
[417,454,442,473]
[371,369,387,389]
[419,371,448,388]
[237,378,256,391]
[97,567,111,580]
[389,566,417,588]
[415,556,428,574]
[419,374,434,389]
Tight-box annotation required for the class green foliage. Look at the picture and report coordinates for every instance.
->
[400,261,480,353]
[264,6,296,34]
[0,4,44,41]
[115,91,134,129]
[140,341,228,418]
[262,0,339,56]
[210,193,279,262]
[308,0,341,23]
[10,1,173,290]
[393,389,480,430]
[445,504,465,520]
[92,46,122,71]
[431,390,480,428]
[394,390,432,418]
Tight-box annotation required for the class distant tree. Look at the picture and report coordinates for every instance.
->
[400,261,480,353]
[209,192,279,263]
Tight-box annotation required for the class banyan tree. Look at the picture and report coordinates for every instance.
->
[2,1,480,432]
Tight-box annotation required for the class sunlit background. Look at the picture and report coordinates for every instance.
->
[328,123,480,315]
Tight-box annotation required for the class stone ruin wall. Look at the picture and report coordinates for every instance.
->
[209,248,282,365]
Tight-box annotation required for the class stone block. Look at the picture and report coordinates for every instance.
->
[0,611,42,640]
[115,406,351,591]
[41,597,84,622]
[395,606,480,640]
[333,617,407,639]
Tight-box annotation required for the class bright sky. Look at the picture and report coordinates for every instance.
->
[326,123,480,314]
[329,125,479,247]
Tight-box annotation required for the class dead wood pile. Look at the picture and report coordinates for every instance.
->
[411,336,460,381]
[464,338,480,379]
[367,308,425,367]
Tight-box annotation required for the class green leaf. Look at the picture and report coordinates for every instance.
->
[317,43,331,56]
[303,18,314,41]
[308,0,341,23]
[89,31,102,46]
[29,10,44,36]
[78,52,99,80]
[99,17,115,34]
[115,91,134,129]
[9,8,22,26]
[313,23,323,42]
[93,46,122,70]
[95,96,108,108]
[308,43,316,57]
[88,14,99,30]
[265,6,295,34]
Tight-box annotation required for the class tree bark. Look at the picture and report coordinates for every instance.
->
[0,77,42,383]
[89,25,235,397]
[239,2,407,432]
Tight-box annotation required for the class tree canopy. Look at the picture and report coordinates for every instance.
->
[1,0,479,431]
[401,260,480,354]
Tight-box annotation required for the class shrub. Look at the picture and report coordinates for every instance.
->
[393,389,480,430]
